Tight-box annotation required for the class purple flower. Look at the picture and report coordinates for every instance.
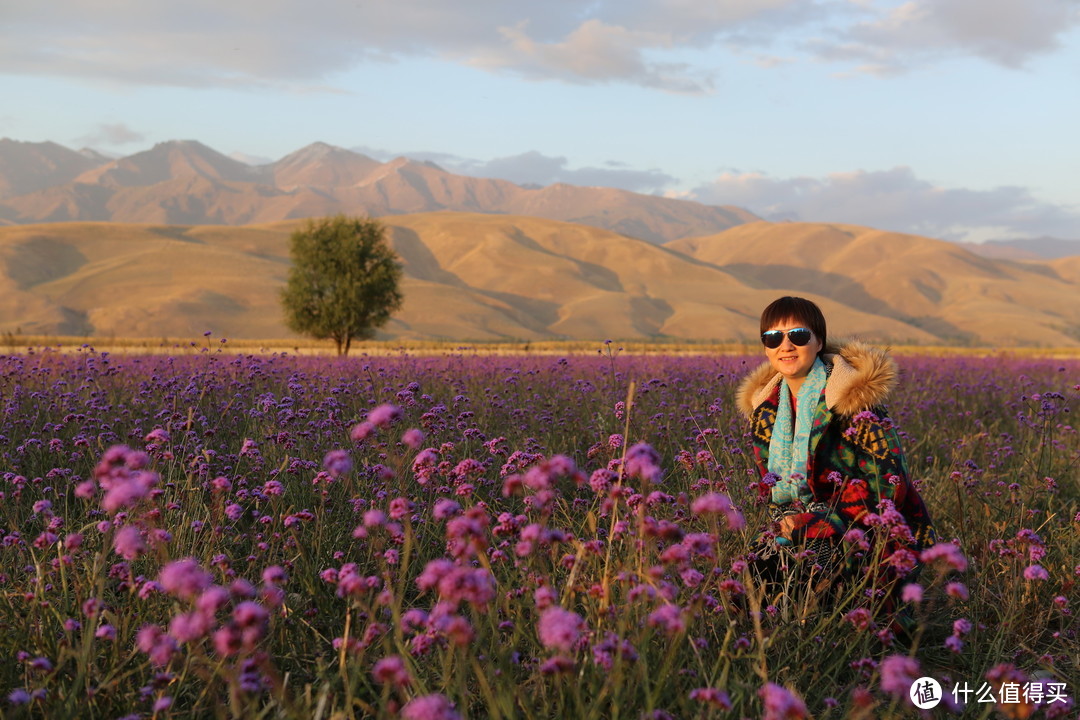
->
[401,694,461,720]
[368,403,403,428]
[401,428,425,450]
[689,687,732,710]
[372,655,411,687]
[433,499,461,520]
[759,682,808,720]
[101,479,148,514]
[624,442,663,484]
[920,542,968,573]
[159,558,213,601]
[323,449,352,478]
[879,655,920,697]
[112,525,147,560]
[170,611,212,643]
[945,581,969,601]
[534,585,558,610]
[350,421,376,441]
[689,492,745,530]
[262,566,288,586]
[900,583,923,603]
[7,688,31,705]
[197,586,230,615]
[539,655,575,674]
[1024,564,1049,581]
[537,606,585,653]
[647,604,686,636]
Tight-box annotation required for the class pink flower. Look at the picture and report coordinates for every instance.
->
[433,499,461,520]
[112,525,147,560]
[169,611,213,643]
[322,449,352,478]
[401,428,425,450]
[920,542,968,573]
[690,687,732,710]
[368,404,403,428]
[372,655,411,687]
[401,693,461,720]
[539,655,575,674]
[417,559,454,592]
[945,581,969,601]
[759,682,808,720]
[647,604,686,636]
[197,586,230,616]
[102,477,152,514]
[690,492,745,530]
[436,567,496,609]
[901,583,923,603]
[159,559,213,601]
[1023,564,1049,581]
[350,421,375,441]
[624,443,663,484]
[537,607,585,653]
[534,585,558,610]
[262,566,288,586]
[844,608,874,631]
[879,655,920,697]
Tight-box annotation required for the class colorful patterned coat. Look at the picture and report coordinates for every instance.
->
[736,341,937,572]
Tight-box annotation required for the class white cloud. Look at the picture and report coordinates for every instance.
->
[352,146,676,192]
[2,1,1075,90]
[811,0,1080,73]
[74,122,145,149]
[0,0,825,92]
[689,166,1080,242]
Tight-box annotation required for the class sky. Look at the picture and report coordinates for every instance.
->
[1,0,1079,243]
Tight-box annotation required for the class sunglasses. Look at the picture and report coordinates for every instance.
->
[761,328,813,349]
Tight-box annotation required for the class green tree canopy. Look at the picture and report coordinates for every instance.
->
[281,215,403,355]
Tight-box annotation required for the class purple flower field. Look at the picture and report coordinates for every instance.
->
[0,346,1076,719]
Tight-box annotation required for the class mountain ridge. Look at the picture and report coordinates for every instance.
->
[0,214,1075,346]
[0,139,756,244]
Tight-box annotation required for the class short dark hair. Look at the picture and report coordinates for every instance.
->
[759,296,827,350]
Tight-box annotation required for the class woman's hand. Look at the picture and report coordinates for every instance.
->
[777,514,799,540]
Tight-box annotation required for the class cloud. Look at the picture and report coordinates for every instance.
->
[74,122,145,149]
[471,20,713,93]
[352,145,675,193]
[0,0,809,92]
[688,166,1080,242]
[810,0,1080,73]
[4,1,1074,91]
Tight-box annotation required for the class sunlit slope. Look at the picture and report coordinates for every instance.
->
[380,212,932,342]
[668,221,1080,346]
[0,214,1070,344]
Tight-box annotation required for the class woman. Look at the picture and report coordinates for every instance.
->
[736,296,936,626]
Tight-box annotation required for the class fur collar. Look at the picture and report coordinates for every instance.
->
[735,340,898,418]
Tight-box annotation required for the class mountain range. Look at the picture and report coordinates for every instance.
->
[1,213,1077,346]
[0,139,756,244]
[0,138,1077,346]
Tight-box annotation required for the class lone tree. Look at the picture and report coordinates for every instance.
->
[281,215,403,355]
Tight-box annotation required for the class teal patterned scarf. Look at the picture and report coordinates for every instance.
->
[768,356,827,505]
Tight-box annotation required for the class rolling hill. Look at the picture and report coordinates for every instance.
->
[0,214,1075,346]
[667,221,1080,346]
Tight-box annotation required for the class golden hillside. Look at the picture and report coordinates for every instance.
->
[668,221,1080,346]
[0,214,1074,345]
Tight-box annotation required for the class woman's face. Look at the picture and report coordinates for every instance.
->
[764,318,823,386]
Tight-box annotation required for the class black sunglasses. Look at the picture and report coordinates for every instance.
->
[761,328,813,349]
